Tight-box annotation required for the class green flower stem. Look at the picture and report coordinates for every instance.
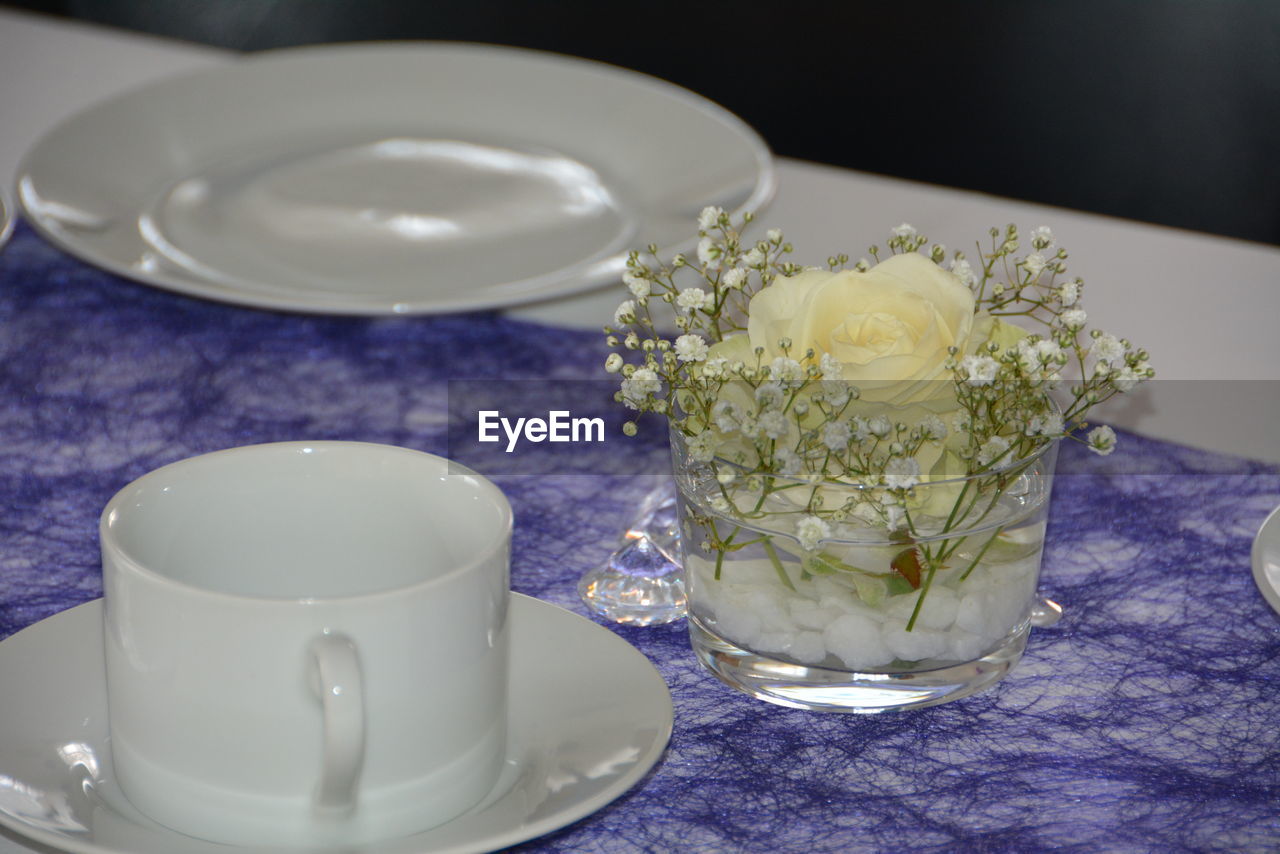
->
[710,520,737,581]
[940,479,973,535]
[958,526,1006,582]
[935,471,1015,565]
[761,538,797,591]
[905,555,941,632]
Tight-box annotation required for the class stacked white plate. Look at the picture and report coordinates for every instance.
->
[16,43,774,314]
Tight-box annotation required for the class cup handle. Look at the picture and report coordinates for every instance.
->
[308,631,365,816]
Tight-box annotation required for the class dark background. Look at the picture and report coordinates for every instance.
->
[8,0,1279,245]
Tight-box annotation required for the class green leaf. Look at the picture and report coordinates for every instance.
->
[891,547,923,589]
[850,574,889,607]
[884,574,916,596]
[802,552,875,577]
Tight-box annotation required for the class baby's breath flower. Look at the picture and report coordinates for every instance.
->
[712,400,740,432]
[1022,253,1047,276]
[674,334,709,363]
[624,273,651,299]
[920,415,947,441]
[757,410,789,439]
[821,420,851,451]
[1015,338,1063,375]
[770,357,804,384]
[821,382,852,408]
[819,352,843,381]
[767,228,783,243]
[604,353,624,373]
[977,435,1011,467]
[775,448,803,476]
[1090,333,1125,365]
[884,456,921,490]
[742,247,765,267]
[1058,280,1081,307]
[686,431,717,463]
[868,415,892,438]
[701,357,729,380]
[722,267,748,290]
[795,515,831,551]
[1030,226,1055,250]
[1026,411,1064,437]
[698,206,724,231]
[619,367,661,409]
[1087,425,1117,455]
[891,223,917,238]
[961,354,1000,385]
[696,238,719,267]
[755,381,785,410]
[1059,308,1088,330]
[614,300,637,326]
[676,287,709,312]
[950,257,976,287]
[1111,366,1140,393]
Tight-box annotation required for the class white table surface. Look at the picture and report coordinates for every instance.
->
[0,13,1278,854]
[3,8,1278,468]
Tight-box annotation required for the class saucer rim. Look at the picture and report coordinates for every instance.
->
[0,593,673,854]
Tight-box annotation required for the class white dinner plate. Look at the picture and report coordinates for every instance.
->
[0,595,673,854]
[16,42,774,315]
[1252,504,1280,615]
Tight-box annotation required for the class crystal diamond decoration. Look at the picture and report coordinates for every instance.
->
[578,480,685,625]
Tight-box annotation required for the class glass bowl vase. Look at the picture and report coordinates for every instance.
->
[672,430,1060,713]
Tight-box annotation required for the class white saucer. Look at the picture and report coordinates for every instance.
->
[1252,504,1280,615]
[0,595,672,854]
[16,42,774,315]
[0,192,13,252]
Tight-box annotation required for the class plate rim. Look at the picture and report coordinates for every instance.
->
[0,593,674,854]
[1251,503,1280,616]
[15,40,776,316]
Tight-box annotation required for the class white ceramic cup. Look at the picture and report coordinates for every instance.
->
[99,441,512,847]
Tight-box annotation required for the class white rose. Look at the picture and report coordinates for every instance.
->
[743,253,989,405]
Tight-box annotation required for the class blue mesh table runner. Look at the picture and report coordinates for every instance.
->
[1,224,1277,853]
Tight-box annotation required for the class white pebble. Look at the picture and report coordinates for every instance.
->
[790,600,841,631]
[754,630,795,655]
[886,591,920,621]
[882,625,948,662]
[955,593,987,635]
[789,631,828,665]
[819,594,888,622]
[824,614,894,670]
[944,628,989,662]
[716,608,762,648]
[915,585,959,631]
[981,586,1032,637]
